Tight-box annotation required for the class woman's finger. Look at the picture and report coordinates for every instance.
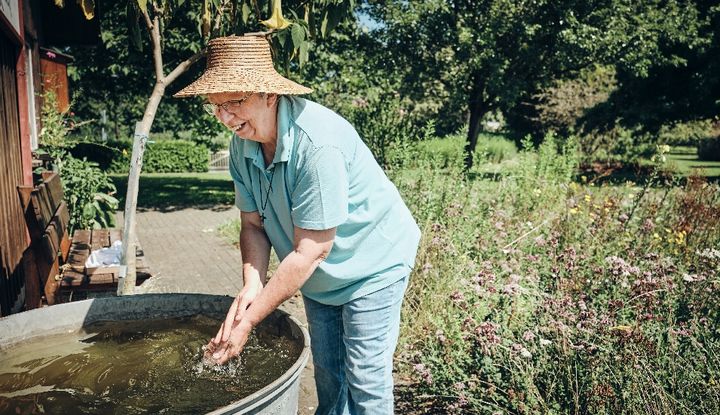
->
[221,296,242,342]
[216,340,243,365]
[235,297,251,321]
[212,343,229,361]
[212,322,225,344]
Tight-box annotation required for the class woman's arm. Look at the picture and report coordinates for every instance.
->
[211,224,336,364]
[212,210,270,344]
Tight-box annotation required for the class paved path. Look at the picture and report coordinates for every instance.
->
[125,206,318,414]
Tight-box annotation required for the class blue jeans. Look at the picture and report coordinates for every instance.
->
[304,275,408,415]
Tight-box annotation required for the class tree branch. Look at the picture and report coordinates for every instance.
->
[140,4,153,31]
[212,1,226,35]
[151,16,164,80]
[141,7,164,80]
[164,50,206,85]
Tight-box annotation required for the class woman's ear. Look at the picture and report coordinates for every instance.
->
[265,93,279,107]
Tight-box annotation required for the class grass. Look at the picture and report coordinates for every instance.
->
[110,172,234,210]
[666,146,720,178]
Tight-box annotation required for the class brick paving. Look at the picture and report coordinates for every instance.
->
[124,206,318,414]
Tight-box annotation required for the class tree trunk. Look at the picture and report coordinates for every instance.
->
[118,82,164,295]
[117,11,205,295]
[464,74,489,170]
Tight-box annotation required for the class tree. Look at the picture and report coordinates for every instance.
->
[585,1,719,134]
[368,0,711,169]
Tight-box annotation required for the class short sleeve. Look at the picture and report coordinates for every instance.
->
[291,146,348,230]
[229,139,258,212]
[233,181,257,212]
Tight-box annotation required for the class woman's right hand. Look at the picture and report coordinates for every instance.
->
[211,278,263,345]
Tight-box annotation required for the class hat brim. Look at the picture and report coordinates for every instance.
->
[174,68,312,98]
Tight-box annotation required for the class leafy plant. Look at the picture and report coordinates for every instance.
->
[57,155,119,234]
[698,136,720,161]
[343,94,415,168]
[38,90,71,150]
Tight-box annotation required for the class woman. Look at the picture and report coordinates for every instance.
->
[175,34,420,414]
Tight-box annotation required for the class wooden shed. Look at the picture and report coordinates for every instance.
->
[0,0,99,316]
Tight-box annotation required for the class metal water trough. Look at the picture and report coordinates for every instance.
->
[0,293,310,414]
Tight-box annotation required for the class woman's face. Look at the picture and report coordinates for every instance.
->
[206,92,278,143]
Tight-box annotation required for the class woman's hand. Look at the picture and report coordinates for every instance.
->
[209,319,253,365]
[210,279,262,346]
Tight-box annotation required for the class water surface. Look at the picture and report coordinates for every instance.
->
[0,315,301,414]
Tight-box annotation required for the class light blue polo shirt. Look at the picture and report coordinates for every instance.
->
[228,96,421,305]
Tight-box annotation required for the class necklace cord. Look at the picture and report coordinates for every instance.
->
[259,167,276,223]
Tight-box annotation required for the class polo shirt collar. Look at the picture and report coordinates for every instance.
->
[274,96,294,164]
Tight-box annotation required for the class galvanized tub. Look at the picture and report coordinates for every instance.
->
[0,293,310,414]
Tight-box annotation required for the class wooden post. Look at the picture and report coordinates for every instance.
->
[119,123,148,295]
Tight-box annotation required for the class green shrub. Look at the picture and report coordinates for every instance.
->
[475,133,518,164]
[109,140,209,173]
[658,119,715,147]
[70,142,123,170]
[413,132,517,170]
[698,137,720,161]
[535,65,617,137]
[56,154,119,234]
[341,93,416,168]
[38,91,70,150]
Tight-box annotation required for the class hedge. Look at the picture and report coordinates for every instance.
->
[698,137,720,161]
[72,140,209,173]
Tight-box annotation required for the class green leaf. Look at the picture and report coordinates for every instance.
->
[95,192,120,206]
[137,0,147,15]
[299,39,309,68]
[277,29,288,47]
[83,202,96,218]
[291,23,304,48]
[241,2,251,24]
[307,3,315,38]
[320,11,328,38]
[325,4,344,35]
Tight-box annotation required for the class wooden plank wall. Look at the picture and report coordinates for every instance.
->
[39,58,69,113]
[0,33,30,316]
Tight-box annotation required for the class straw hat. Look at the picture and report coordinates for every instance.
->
[174,35,312,98]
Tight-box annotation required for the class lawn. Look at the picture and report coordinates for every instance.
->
[110,172,234,210]
[666,146,720,178]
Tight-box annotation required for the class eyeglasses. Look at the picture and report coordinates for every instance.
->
[203,93,253,116]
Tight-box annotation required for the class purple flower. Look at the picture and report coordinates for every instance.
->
[450,290,465,304]
[413,363,433,385]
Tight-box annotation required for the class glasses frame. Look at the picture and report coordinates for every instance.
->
[203,93,254,116]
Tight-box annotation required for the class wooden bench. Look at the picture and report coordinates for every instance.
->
[18,172,150,307]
